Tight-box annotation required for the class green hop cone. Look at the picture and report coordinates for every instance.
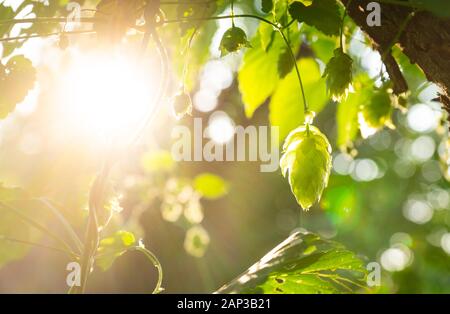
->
[171,92,193,120]
[219,26,251,57]
[360,86,393,130]
[323,48,353,102]
[280,125,332,211]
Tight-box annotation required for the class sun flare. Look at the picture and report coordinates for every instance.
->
[57,51,157,145]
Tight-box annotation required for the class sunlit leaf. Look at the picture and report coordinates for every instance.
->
[258,22,276,52]
[193,173,228,200]
[269,58,328,140]
[96,230,136,271]
[337,93,360,149]
[217,231,367,293]
[238,29,284,118]
[280,125,332,210]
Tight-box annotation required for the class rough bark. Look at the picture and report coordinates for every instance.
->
[342,0,450,123]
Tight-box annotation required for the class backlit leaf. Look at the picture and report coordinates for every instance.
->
[238,29,284,118]
[269,58,328,140]
[96,230,136,271]
[217,231,367,293]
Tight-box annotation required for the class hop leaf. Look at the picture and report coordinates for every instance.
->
[359,86,393,130]
[280,125,332,210]
[323,48,353,102]
[171,92,193,120]
[219,26,251,57]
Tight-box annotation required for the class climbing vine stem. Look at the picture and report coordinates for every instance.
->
[340,0,353,50]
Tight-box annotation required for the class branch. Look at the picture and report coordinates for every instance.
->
[0,30,96,42]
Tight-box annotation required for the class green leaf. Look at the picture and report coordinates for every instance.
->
[219,26,251,57]
[0,55,36,119]
[261,0,274,13]
[359,86,393,130]
[94,0,144,44]
[337,93,360,149]
[336,74,371,149]
[288,0,341,36]
[277,48,295,79]
[217,231,367,293]
[323,48,353,101]
[410,0,450,18]
[0,184,50,267]
[280,125,332,210]
[193,173,228,200]
[176,21,217,92]
[0,3,15,38]
[96,230,136,271]
[141,150,175,173]
[269,58,328,140]
[258,22,276,52]
[238,29,284,118]
[176,0,219,34]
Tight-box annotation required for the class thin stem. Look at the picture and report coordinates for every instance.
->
[0,201,77,256]
[231,0,235,27]
[0,17,103,26]
[0,30,95,42]
[0,235,79,259]
[340,0,353,50]
[75,161,111,294]
[132,246,164,294]
[164,14,278,28]
[277,29,308,113]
